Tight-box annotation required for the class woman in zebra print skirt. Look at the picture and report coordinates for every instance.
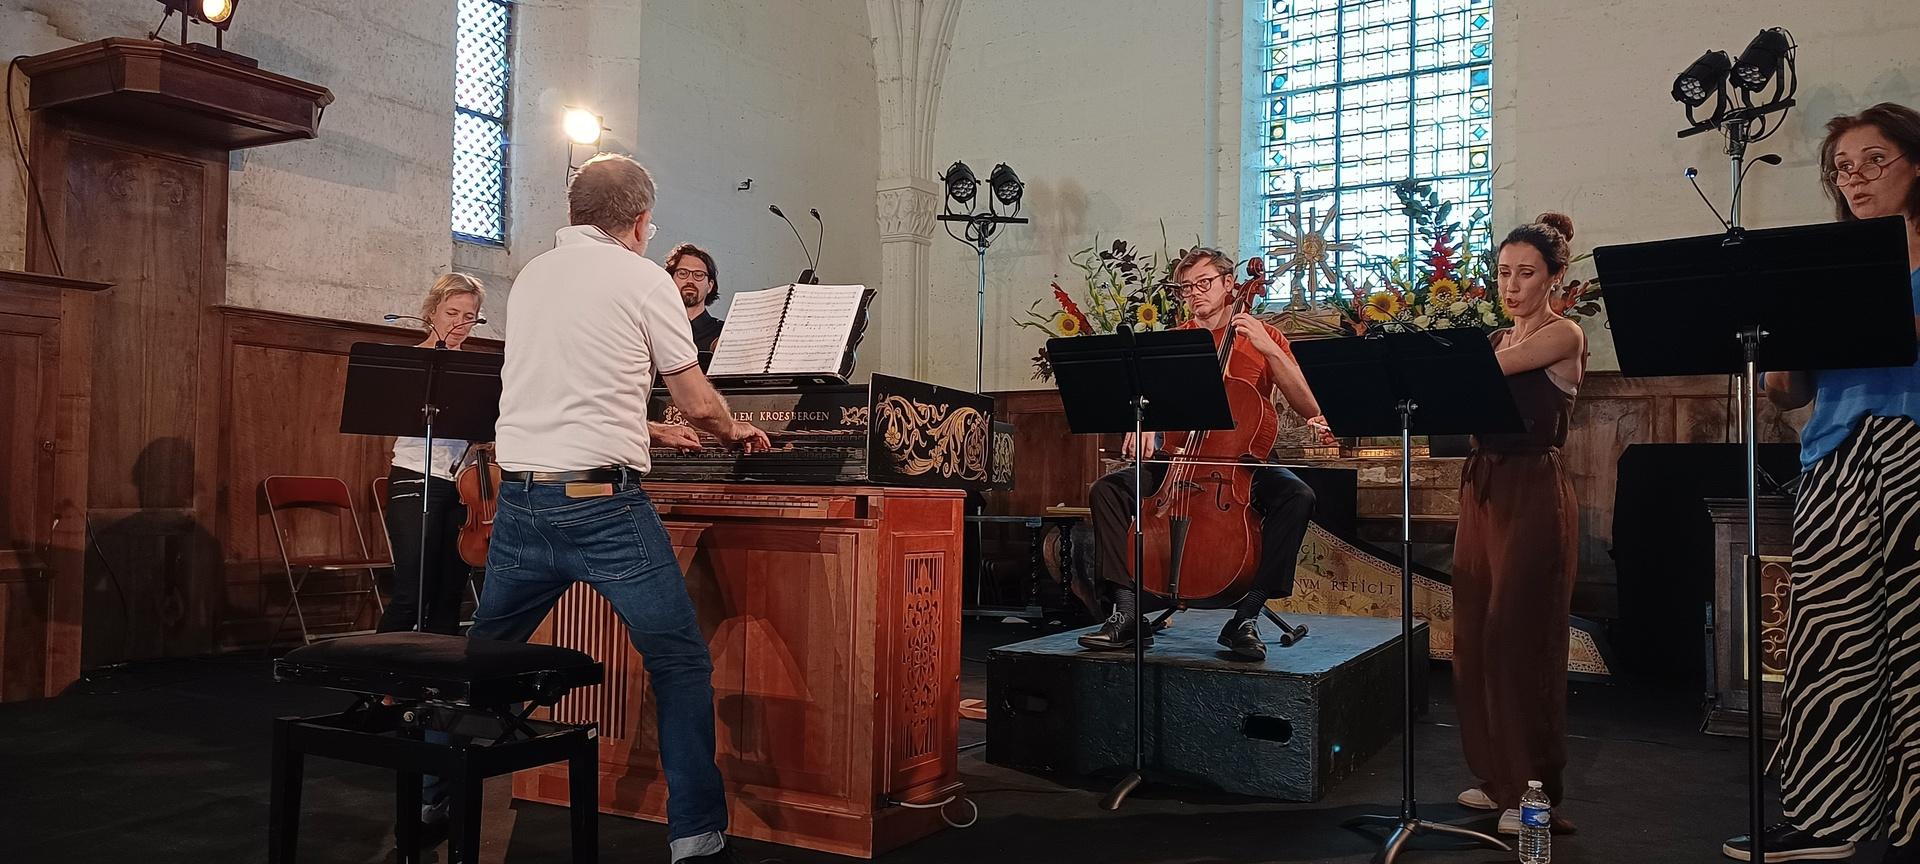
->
[1723,103,1920,864]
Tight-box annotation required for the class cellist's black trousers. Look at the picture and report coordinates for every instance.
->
[377,467,471,635]
[1088,463,1315,605]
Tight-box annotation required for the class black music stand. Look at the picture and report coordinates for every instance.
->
[1048,328,1232,811]
[1595,215,1915,861]
[1291,328,1521,863]
[340,344,503,633]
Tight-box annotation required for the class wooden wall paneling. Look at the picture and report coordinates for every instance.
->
[210,307,504,650]
[0,311,57,551]
[983,389,1100,515]
[0,309,57,701]
[0,271,108,700]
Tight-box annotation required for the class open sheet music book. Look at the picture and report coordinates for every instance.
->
[704,284,875,381]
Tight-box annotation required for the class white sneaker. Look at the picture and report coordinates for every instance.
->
[1498,809,1521,835]
[1457,787,1498,811]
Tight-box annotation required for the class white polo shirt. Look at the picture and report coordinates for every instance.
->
[495,225,699,473]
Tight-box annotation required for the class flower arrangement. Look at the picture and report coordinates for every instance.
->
[1333,180,1602,337]
[1019,237,1187,380]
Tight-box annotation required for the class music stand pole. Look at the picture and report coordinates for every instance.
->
[1100,393,1149,810]
[1344,399,1507,863]
[1740,327,1765,860]
[411,353,442,634]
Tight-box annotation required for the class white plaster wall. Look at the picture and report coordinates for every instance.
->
[454,0,881,337]
[0,0,879,335]
[1493,0,1920,369]
[933,0,1920,388]
[930,0,1245,392]
[628,0,881,324]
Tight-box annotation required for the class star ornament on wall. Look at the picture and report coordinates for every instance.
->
[1266,189,1358,308]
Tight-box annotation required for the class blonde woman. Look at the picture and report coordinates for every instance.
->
[379,273,485,634]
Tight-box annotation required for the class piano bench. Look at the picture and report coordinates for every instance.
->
[268,633,604,864]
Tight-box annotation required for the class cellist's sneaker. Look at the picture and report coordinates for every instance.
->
[1078,613,1154,650]
[1218,617,1267,661]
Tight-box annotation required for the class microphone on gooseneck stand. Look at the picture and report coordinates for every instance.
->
[1731,154,1784,226]
[769,204,820,285]
[385,313,447,348]
[809,208,824,283]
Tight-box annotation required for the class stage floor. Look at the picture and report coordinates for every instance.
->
[0,621,1823,864]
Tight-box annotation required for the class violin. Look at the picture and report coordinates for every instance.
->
[1131,255,1278,608]
[454,445,500,567]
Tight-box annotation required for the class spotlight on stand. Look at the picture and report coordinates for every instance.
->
[1671,50,1730,108]
[153,0,249,62]
[1673,28,1795,140]
[989,162,1024,214]
[936,158,1029,392]
[1661,27,1801,864]
[563,107,608,181]
[942,161,978,205]
[563,108,604,146]
[1731,28,1791,92]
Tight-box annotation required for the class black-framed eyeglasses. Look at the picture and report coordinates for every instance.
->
[1172,271,1229,295]
[670,268,711,283]
[1827,152,1910,187]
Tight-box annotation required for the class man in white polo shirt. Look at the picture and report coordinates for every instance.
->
[473,153,767,864]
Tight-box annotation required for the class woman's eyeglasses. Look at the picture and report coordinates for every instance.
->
[1827,153,1910,187]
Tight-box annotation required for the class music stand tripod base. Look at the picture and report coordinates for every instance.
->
[1343,814,1509,863]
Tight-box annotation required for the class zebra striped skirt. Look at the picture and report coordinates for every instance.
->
[1777,414,1920,843]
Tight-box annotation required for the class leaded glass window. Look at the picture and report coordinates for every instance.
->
[452,0,512,245]
[1253,0,1493,302]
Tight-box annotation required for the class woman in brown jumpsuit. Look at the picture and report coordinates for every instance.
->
[1450,213,1587,835]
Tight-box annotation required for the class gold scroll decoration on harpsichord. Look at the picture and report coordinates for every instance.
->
[874,395,990,482]
[1272,523,1611,677]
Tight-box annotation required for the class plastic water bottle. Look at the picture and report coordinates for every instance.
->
[1518,780,1551,863]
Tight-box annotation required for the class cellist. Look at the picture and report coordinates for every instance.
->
[1080,248,1332,661]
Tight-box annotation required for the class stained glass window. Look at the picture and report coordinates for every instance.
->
[1253,0,1493,302]
[452,0,512,245]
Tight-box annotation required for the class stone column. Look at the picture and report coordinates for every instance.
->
[867,0,962,379]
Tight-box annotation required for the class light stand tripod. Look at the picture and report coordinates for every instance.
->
[1291,328,1522,864]
[938,211,1030,393]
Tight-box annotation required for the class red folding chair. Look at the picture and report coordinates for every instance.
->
[263,475,391,646]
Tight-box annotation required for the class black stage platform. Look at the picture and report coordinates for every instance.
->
[988,611,1424,801]
[0,621,1838,864]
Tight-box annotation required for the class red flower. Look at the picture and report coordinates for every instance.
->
[1053,282,1094,334]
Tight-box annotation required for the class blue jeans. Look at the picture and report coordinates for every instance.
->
[463,477,727,847]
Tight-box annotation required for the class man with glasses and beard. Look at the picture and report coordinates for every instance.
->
[666,242,725,366]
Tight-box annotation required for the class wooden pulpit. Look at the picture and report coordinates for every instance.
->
[14,38,331,680]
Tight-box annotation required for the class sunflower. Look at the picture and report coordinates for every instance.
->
[1135,303,1159,328]
[1428,277,1461,304]
[1364,291,1404,322]
[1054,311,1084,336]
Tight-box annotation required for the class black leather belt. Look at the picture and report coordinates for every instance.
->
[499,467,637,484]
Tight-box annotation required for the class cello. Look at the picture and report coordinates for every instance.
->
[454,445,500,567]
[1131,255,1302,630]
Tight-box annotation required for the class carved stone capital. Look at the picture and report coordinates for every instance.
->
[875,179,939,244]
